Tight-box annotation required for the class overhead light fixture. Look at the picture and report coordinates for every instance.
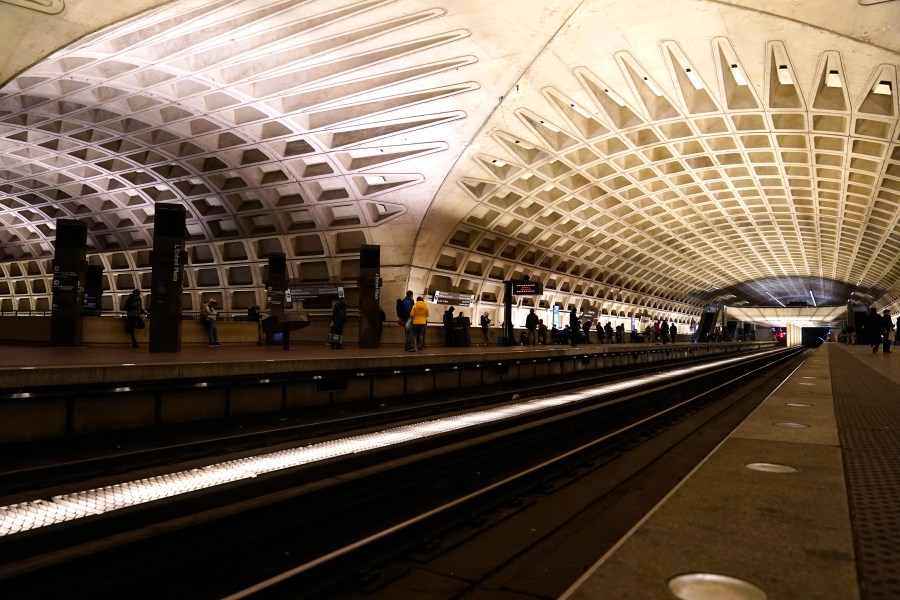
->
[766,291,786,307]
[825,69,842,88]
[809,291,817,307]
[730,64,748,86]
[363,175,386,186]
[375,202,388,215]
[603,88,627,106]
[540,120,561,132]
[873,80,892,95]
[570,103,593,118]
[491,158,506,167]
[685,68,704,90]
[776,65,793,85]
[642,77,663,96]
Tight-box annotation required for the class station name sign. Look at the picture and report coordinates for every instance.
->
[286,286,345,301]
[510,280,543,295]
[432,290,475,306]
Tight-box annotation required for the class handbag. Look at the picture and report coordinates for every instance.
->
[135,317,145,329]
[405,318,412,331]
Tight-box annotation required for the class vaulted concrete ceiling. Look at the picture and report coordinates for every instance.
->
[0,0,898,319]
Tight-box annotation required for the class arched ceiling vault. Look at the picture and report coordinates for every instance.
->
[0,0,898,318]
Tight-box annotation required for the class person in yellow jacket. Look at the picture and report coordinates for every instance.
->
[409,296,429,352]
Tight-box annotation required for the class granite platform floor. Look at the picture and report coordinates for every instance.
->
[560,342,900,600]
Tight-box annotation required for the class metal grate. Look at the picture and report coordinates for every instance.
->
[830,347,900,600]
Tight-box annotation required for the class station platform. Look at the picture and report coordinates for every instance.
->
[561,342,900,600]
[0,338,774,446]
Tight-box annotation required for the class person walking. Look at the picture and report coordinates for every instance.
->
[410,296,429,351]
[123,289,146,348]
[328,297,347,349]
[525,308,539,346]
[480,312,492,346]
[200,298,220,346]
[866,307,883,353]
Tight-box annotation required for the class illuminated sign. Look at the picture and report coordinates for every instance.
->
[510,281,543,295]
[433,290,475,306]
[288,286,345,300]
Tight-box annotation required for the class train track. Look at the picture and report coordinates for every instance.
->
[0,347,805,599]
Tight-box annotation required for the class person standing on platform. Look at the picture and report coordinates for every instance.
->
[200,298,220,347]
[660,319,669,344]
[880,309,893,353]
[582,319,592,344]
[480,312,492,346]
[595,320,604,344]
[411,296,429,351]
[568,308,579,346]
[644,323,653,343]
[866,307,883,353]
[669,322,677,343]
[525,308,539,346]
[538,319,548,345]
[247,305,264,346]
[443,306,455,346]
[329,297,347,349]
[400,290,415,352]
[605,321,614,344]
[896,315,900,347]
[123,289,146,348]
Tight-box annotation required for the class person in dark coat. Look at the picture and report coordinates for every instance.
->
[660,319,669,344]
[880,309,893,353]
[329,298,347,349]
[604,321,614,344]
[569,308,579,346]
[443,306,455,346]
[866,307,884,353]
[669,322,677,343]
[595,320,604,344]
[582,319,592,344]
[525,309,539,345]
[400,290,415,351]
[123,289,146,348]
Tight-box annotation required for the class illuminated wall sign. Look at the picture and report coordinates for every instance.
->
[433,290,475,306]
[288,286,345,300]
[511,281,543,295]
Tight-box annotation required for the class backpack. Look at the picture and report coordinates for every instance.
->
[396,298,404,318]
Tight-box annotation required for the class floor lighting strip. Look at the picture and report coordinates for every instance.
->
[0,352,762,537]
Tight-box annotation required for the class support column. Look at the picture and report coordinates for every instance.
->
[358,245,381,349]
[265,253,286,317]
[149,203,187,353]
[50,219,87,346]
[503,280,514,345]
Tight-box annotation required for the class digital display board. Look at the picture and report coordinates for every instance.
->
[511,281,543,295]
